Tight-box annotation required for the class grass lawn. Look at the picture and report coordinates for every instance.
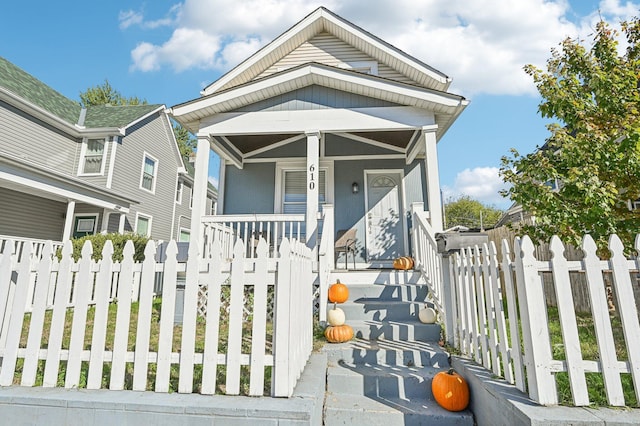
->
[546,306,637,407]
[14,298,274,395]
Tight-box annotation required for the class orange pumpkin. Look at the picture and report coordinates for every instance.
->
[324,324,354,343]
[393,256,414,270]
[328,280,349,303]
[432,369,470,412]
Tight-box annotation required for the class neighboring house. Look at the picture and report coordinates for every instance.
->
[173,159,217,242]
[0,56,215,243]
[171,7,468,266]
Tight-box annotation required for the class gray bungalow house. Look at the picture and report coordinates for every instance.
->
[171,7,468,267]
[0,56,215,244]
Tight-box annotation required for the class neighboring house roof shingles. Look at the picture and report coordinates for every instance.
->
[0,56,81,124]
[84,104,163,128]
[0,56,163,130]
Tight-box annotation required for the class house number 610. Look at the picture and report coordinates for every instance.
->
[309,164,316,190]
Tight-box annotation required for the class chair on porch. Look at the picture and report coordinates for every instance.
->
[335,229,357,270]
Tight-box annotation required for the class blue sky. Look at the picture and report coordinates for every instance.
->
[2,0,637,209]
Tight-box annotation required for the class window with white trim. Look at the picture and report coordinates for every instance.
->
[135,213,152,237]
[140,153,158,193]
[176,181,183,203]
[282,169,327,214]
[79,138,106,175]
[179,228,190,242]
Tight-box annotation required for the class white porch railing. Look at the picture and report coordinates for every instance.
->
[317,205,334,323]
[448,234,640,407]
[0,235,314,398]
[410,203,451,340]
[202,214,305,260]
[0,235,63,262]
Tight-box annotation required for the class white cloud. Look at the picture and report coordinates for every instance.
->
[126,0,640,95]
[119,10,143,30]
[442,167,509,207]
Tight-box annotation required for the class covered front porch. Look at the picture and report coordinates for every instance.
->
[173,65,466,269]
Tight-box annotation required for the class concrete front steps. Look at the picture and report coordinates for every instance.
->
[323,270,474,425]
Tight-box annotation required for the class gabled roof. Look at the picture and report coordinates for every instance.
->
[0,56,164,134]
[202,7,451,95]
[173,62,467,140]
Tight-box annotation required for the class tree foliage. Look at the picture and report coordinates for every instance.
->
[444,195,503,230]
[500,19,640,252]
[79,79,146,107]
[79,81,196,159]
[173,121,197,159]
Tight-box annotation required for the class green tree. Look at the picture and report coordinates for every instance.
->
[79,79,146,107]
[500,19,640,252]
[173,121,197,159]
[444,195,503,230]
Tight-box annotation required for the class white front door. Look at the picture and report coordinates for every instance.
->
[364,171,404,262]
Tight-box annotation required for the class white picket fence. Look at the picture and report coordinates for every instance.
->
[0,236,313,397]
[449,234,640,406]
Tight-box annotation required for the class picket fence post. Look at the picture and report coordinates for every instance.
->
[273,238,292,397]
[609,235,640,403]
[514,236,557,404]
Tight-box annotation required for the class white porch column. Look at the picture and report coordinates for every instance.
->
[423,127,443,232]
[118,213,126,233]
[305,130,320,252]
[62,200,76,241]
[216,157,226,215]
[190,135,212,242]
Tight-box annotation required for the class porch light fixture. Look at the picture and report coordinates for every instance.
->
[352,182,359,194]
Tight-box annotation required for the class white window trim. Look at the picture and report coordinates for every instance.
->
[135,212,153,237]
[274,160,334,214]
[72,213,99,235]
[78,138,107,176]
[176,180,183,204]
[139,152,159,194]
[178,227,191,242]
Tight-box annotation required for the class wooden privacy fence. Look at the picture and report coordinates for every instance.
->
[449,234,640,406]
[0,236,314,398]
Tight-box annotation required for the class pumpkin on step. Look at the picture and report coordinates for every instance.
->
[393,256,414,270]
[418,305,437,324]
[328,279,349,303]
[327,304,346,326]
[324,324,354,343]
[432,369,470,411]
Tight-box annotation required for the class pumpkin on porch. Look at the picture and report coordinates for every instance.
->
[324,324,354,343]
[328,279,349,303]
[431,369,470,411]
[393,256,414,270]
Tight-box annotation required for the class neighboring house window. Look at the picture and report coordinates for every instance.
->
[545,178,560,191]
[282,169,326,214]
[179,229,190,242]
[176,181,183,204]
[211,200,217,215]
[632,199,640,210]
[135,213,152,237]
[79,138,106,175]
[140,153,158,193]
[187,184,193,208]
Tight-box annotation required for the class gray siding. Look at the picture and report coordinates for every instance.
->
[109,113,181,241]
[333,159,426,262]
[223,163,275,214]
[257,32,419,85]
[0,187,66,240]
[173,180,193,240]
[0,99,80,174]
[234,85,398,112]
